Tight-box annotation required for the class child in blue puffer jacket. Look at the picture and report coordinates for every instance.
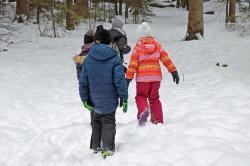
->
[79,28,128,158]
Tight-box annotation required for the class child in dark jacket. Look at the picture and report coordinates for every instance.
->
[79,28,128,158]
[110,16,131,64]
[73,29,94,81]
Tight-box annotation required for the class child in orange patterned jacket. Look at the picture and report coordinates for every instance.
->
[126,22,179,125]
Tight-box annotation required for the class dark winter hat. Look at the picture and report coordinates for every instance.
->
[94,28,112,45]
[96,25,104,32]
[84,29,94,44]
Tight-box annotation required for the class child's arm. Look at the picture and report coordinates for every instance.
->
[126,49,139,80]
[159,47,176,73]
[79,61,89,103]
[113,57,128,101]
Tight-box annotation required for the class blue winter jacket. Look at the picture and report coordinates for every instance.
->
[79,43,128,114]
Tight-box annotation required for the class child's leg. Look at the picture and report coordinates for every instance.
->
[101,111,116,151]
[135,82,151,119]
[90,111,94,149]
[148,81,163,124]
[76,64,82,81]
[91,112,102,149]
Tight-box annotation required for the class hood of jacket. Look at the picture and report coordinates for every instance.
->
[135,37,159,54]
[88,44,117,61]
[112,16,124,29]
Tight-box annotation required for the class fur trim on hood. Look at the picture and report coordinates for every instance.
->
[73,55,86,64]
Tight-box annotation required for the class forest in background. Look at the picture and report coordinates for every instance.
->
[0,0,250,39]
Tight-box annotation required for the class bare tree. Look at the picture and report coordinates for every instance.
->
[125,0,129,23]
[108,1,112,22]
[50,0,56,37]
[129,0,142,24]
[66,0,75,30]
[102,0,106,21]
[176,0,180,8]
[15,0,29,23]
[229,0,236,22]
[185,0,204,40]
[181,0,189,10]
[114,0,118,15]
[0,0,3,15]
[74,0,89,19]
[119,0,122,15]
[226,0,236,23]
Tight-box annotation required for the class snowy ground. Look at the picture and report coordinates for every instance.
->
[1,1,250,166]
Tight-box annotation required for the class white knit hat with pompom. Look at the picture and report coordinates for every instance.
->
[137,22,153,39]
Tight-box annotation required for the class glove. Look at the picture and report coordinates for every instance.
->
[123,45,131,54]
[171,71,179,85]
[84,101,94,112]
[119,99,128,113]
[126,79,132,87]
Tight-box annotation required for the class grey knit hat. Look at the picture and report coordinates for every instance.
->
[112,16,124,29]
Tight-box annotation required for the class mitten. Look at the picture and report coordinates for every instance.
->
[171,71,179,85]
[84,101,94,112]
[119,99,128,113]
[123,45,131,54]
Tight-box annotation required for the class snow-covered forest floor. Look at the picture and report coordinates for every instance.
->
[1,1,250,166]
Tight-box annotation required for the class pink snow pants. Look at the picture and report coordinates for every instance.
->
[135,81,163,124]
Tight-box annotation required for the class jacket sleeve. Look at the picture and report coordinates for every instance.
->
[79,60,89,103]
[116,36,127,52]
[159,46,176,73]
[113,57,128,100]
[126,48,139,79]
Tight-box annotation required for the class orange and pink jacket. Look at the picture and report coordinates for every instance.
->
[126,37,176,82]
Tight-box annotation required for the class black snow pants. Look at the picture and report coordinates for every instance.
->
[90,111,116,151]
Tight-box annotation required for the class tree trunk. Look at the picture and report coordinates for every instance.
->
[66,0,75,30]
[108,1,112,22]
[226,0,228,23]
[133,9,139,24]
[181,0,187,8]
[125,0,128,23]
[186,0,204,40]
[103,1,106,21]
[226,0,236,23]
[74,0,89,18]
[15,0,29,23]
[176,0,180,8]
[119,0,122,15]
[186,0,189,11]
[51,0,56,37]
[181,0,189,10]
[228,0,236,23]
[0,0,3,15]
[114,0,118,15]
[36,6,42,36]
